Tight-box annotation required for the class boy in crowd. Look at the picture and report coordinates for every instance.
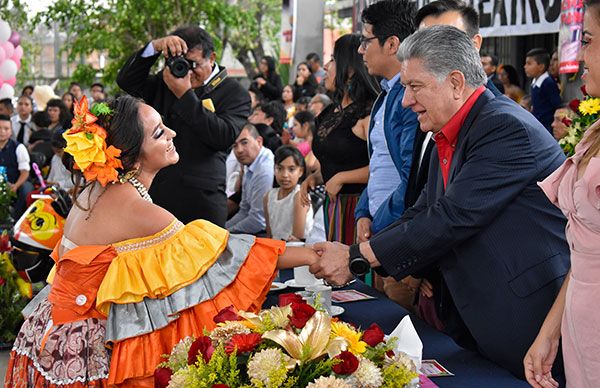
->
[0,115,33,218]
[0,98,14,116]
[524,48,561,133]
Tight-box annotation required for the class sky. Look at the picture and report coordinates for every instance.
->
[27,0,52,16]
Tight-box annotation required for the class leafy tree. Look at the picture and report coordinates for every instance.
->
[32,0,281,90]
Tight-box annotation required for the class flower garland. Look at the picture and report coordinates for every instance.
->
[155,301,420,388]
[63,96,123,186]
[560,86,600,156]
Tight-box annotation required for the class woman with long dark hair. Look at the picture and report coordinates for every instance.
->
[293,61,319,100]
[301,34,379,245]
[252,55,283,102]
[498,64,525,103]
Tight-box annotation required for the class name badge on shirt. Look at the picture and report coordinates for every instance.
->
[202,98,215,112]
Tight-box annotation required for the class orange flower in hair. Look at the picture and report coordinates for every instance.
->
[63,96,123,186]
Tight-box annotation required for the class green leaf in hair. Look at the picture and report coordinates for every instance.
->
[91,102,113,116]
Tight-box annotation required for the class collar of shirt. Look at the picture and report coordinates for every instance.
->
[246,146,269,175]
[532,71,550,88]
[204,62,220,86]
[380,71,402,93]
[435,85,486,188]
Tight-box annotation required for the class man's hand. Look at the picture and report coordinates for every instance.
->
[356,217,372,243]
[309,241,353,286]
[8,183,17,193]
[163,66,192,99]
[152,35,188,58]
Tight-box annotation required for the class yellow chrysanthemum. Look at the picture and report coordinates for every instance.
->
[63,130,106,170]
[578,98,600,116]
[330,321,367,354]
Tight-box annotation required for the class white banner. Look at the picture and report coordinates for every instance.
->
[412,0,561,37]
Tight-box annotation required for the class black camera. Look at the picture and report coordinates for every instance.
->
[166,55,196,78]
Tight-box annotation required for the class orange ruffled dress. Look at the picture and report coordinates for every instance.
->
[5,219,284,387]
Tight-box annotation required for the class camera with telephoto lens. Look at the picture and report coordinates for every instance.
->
[166,55,196,78]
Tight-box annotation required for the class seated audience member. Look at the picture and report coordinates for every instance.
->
[264,146,313,241]
[68,82,84,102]
[90,82,106,103]
[293,62,319,101]
[295,96,312,113]
[480,52,504,94]
[252,55,283,102]
[248,102,284,153]
[62,92,75,116]
[524,48,562,133]
[28,111,54,167]
[306,52,327,83]
[11,95,34,146]
[45,98,71,132]
[281,85,296,136]
[551,105,577,141]
[291,110,315,157]
[47,130,74,192]
[0,98,14,116]
[498,64,525,103]
[520,94,532,111]
[248,89,264,111]
[226,124,274,235]
[0,115,33,218]
[308,93,331,117]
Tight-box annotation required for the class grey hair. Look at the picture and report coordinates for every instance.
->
[398,25,487,88]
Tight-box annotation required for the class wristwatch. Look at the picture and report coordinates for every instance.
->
[349,244,370,277]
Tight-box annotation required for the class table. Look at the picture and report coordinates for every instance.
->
[265,271,529,388]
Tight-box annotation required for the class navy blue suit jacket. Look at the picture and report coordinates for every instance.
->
[370,89,570,377]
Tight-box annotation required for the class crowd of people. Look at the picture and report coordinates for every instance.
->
[2,0,599,386]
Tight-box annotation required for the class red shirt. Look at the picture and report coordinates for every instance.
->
[435,86,486,188]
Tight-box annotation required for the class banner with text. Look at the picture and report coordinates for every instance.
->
[558,0,583,73]
[413,0,561,37]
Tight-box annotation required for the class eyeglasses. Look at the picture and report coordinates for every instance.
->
[359,36,378,49]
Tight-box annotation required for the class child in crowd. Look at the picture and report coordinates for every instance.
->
[0,115,33,218]
[520,94,532,112]
[524,48,561,132]
[291,111,318,173]
[47,130,74,192]
[295,96,312,113]
[264,145,313,241]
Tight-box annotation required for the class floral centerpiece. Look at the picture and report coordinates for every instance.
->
[0,169,16,224]
[560,86,600,156]
[0,233,29,347]
[155,300,420,388]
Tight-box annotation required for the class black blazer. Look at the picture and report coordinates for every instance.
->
[117,48,251,226]
[371,90,570,377]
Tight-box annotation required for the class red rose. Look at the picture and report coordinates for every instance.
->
[569,98,581,113]
[289,302,316,329]
[278,292,304,306]
[214,305,241,324]
[188,336,214,365]
[0,232,9,252]
[153,367,173,388]
[332,351,359,375]
[0,277,5,287]
[581,84,587,96]
[225,333,262,354]
[561,116,573,127]
[362,323,385,347]
[212,385,230,388]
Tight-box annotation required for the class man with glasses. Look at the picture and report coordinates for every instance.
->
[117,26,251,226]
[353,0,419,309]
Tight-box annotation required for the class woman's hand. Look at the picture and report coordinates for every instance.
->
[523,333,560,388]
[325,173,343,201]
[255,77,267,87]
[300,174,316,207]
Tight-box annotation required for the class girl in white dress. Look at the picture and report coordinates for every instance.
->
[264,145,313,240]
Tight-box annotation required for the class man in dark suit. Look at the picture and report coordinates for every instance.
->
[117,26,251,226]
[480,53,505,94]
[310,26,570,378]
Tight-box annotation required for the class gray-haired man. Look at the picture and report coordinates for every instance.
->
[310,26,569,378]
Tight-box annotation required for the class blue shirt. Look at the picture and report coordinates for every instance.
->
[226,146,274,234]
[368,73,402,216]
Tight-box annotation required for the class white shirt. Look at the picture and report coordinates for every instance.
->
[15,143,30,171]
[266,186,313,240]
[11,115,33,146]
[48,154,74,191]
[531,71,550,88]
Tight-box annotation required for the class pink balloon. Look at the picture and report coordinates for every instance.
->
[2,41,13,59]
[5,77,15,87]
[0,46,5,63]
[11,45,22,62]
[0,74,3,85]
[8,31,19,47]
[14,59,20,70]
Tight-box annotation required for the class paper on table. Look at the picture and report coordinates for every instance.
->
[388,315,423,369]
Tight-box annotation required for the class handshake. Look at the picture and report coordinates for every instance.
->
[290,241,375,287]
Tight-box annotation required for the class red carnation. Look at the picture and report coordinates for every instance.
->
[154,367,173,388]
[289,302,316,329]
[188,336,214,365]
[581,84,587,96]
[214,305,241,324]
[569,98,581,113]
[225,333,262,354]
[332,351,359,375]
[278,292,304,307]
[362,323,385,347]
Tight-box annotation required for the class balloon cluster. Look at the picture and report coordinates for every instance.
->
[0,19,23,99]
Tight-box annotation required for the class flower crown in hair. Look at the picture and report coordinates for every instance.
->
[63,96,123,186]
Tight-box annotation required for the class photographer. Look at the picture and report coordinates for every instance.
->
[117,25,251,226]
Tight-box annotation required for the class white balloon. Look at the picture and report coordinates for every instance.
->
[0,21,10,43]
[0,59,17,79]
[0,83,14,99]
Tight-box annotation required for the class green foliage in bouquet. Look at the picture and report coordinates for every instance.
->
[0,252,27,343]
[560,87,600,156]
[0,174,16,223]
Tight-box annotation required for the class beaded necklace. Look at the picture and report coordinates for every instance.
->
[128,177,153,203]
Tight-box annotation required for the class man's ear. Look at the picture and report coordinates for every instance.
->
[265,116,274,126]
[209,51,217,64]
[448,70,467,99]
[387,36,401,56]
[256,136,263,147]
[472,34,483,51]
